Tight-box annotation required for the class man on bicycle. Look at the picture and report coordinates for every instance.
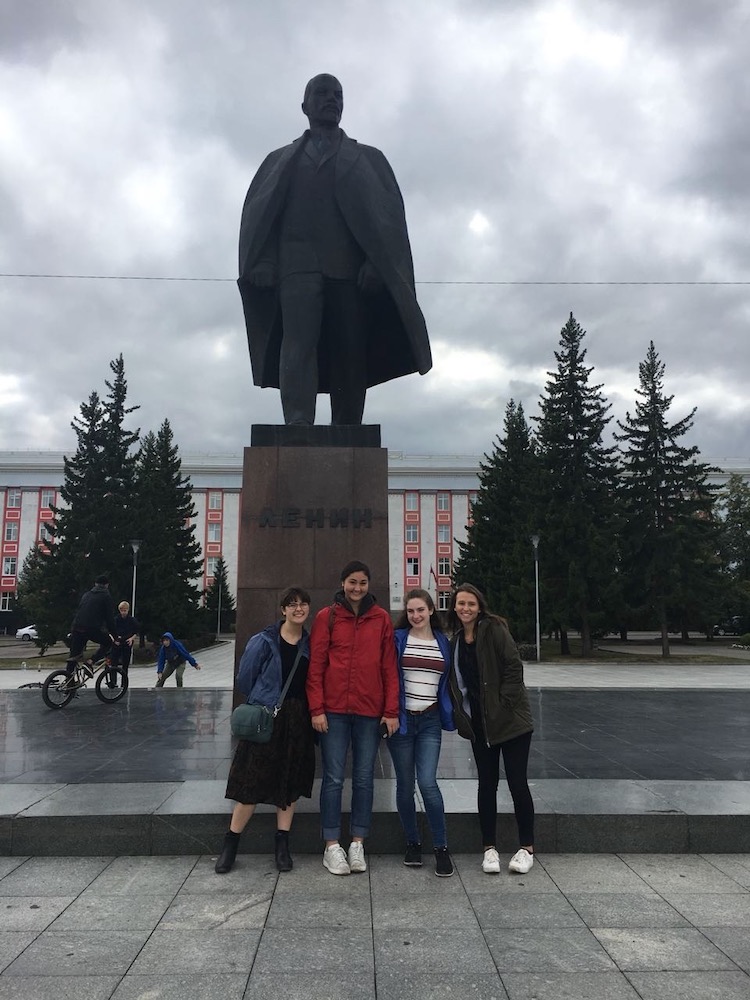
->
[64,574,116,683]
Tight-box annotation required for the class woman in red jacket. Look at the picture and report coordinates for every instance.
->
[306,561,399,876]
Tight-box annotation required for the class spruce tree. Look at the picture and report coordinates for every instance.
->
[453,400,540,639]
[132,420,203,640]
[615,341,721,654]
[533,313,620,656]
[36,356,140,639]
[15,543,59,654]
[203,556,236,635]
[719,474,750,585]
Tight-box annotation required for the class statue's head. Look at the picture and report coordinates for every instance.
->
[302,73,343,128]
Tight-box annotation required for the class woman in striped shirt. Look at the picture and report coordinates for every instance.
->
[388,588,456,876]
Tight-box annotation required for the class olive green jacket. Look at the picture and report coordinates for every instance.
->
[447,617,533,747]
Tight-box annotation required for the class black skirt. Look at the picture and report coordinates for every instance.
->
[225,696,315,809]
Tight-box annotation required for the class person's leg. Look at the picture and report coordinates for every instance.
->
[215,801,256,874]
[121,643,132,677]
[349,714,381,840]
[326,280,367,425]
[278,273,324,425]
[386,719,420,845]
[65,630,87,677]
[318,713,351,844]
[88,631,112,664]
[413,710,447,849]
[471,740,502,847]
[175,661,186,687]
[274,803,296,872]
[156,661,176,687]
[501,732,535,848]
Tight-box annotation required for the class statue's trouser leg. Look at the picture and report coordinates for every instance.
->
[279,273,324,424]
[326,279,367,425]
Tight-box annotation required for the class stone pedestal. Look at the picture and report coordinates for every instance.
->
[233,427,390,699]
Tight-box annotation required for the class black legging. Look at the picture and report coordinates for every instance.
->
[471,731,534,847]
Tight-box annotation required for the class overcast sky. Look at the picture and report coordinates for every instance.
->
[2,0,749,466]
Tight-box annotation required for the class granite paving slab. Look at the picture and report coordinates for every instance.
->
[593,927,739,971]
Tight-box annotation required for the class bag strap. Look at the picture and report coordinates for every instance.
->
[274,643,305,715]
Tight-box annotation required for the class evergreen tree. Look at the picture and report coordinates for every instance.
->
[714,473,750,626]
[132,420,203,640]
[533,313,621,656]
[15,544,59,654]
[615,341,721,654]
[453,400,540,639]
[35,356,140,640]
[203,556,236,634]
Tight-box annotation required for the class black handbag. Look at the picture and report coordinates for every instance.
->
[230,645,304,742]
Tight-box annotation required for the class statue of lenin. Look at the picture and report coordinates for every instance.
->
[237,74,432,426]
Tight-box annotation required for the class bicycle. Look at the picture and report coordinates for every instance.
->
[41,657,128,710]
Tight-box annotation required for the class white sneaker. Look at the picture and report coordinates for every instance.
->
[482,848,501,874]
[323,844,350,876]
[348,841,367,873]
[509,848,534,874]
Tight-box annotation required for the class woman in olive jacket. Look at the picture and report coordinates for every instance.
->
[446,583,535,875]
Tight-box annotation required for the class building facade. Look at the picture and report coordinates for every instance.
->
[0,450,482,621]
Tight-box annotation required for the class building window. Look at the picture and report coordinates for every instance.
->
[7,489,21,508]
[406,557,419,577]
[2,557,17,577]
[39,524,53,542]
[206,557,219,577]
[405,492,418,511]
[437,524,451,543]
[207,523,222,543]
[405,524,419,543]
[41,489,55,509]
[208,491,222,510]
[438,557,451,576]
[0,593,11,612]
[438,591,451,612]
[437,492,450,511]
[4,523,18,542]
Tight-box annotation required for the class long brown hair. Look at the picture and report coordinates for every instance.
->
[446,582,507,633]
[394,588,444,632]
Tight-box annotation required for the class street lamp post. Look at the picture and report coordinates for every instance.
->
[129,539,142,618]
[530,534,541,662]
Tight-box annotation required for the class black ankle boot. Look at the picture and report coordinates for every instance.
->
[275,830,293,872]
[215,830,240,874]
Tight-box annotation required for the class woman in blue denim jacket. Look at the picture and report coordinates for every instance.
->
[215,587,314,875]
[388,588,456,876]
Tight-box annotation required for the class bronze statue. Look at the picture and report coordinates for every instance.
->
[238,74,431,426]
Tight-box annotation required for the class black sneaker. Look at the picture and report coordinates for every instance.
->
[434,847,454,877]
[404,842,422,867]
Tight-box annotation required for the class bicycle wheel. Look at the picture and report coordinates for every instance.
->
[42,669,76,709]
[95,667,128,703]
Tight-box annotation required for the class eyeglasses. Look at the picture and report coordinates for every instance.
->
[285,601,309,609]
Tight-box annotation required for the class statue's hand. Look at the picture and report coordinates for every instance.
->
[357,259,383,294]
[248,262,277,288]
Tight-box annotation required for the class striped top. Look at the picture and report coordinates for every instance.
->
[401,634,444,711]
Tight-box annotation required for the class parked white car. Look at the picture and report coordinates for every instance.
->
[16,625,38,641]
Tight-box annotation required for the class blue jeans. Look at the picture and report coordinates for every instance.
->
[386,707,447,848]
[319,713,381,841]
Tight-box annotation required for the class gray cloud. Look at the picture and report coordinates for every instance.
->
[1,0,748,466]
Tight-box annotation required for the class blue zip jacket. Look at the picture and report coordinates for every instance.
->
[237,621,310,708]
[156,632,198,674]
[394,627,456,735]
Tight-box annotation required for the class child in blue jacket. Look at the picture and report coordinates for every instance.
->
[155,632,201,687]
